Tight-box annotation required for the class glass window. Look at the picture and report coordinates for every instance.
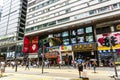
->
[43,23,48,27]
[77,36,84,43]
[71,38,76,44]
[57,17,70,23]
[48,21,56,26]
[62,31,69,37]
[71,30,76,36]
[89,10,97,15]
[86,35,93,42]
[112,4,118,9]
[63,38,70,45]
[98,6,110,13]
[86,27,92,33]
[77,28,84,35]
[54,33,61,37]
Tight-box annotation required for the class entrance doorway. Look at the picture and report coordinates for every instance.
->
[74,51,96,61]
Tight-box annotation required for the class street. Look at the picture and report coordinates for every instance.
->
[0,66,120,80]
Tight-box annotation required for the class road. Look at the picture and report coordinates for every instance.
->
[0,66,120,80]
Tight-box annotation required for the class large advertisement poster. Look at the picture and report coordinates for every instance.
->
[29,36,38,54]
[97,32,120,50]
[22,36,29,53]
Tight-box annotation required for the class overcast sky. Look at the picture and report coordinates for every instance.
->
[0,0,3,6]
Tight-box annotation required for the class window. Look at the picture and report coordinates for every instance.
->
[96,26,111,34]
[62,31,69,37]
[66,8,71,13]
[71,38,76,44]
[71,30,76,36]
[63,38,70,45]
[57,17,70,23]
[98,6,110,13]
[77,36,84,43]
[48,21,56,26]
[54,33,61,37]
[86,35,93,42]
[43,23,48,27]
[89,10,97,15]
[85,27,92,33]
[77,28,84,35]
[111,4,118,9]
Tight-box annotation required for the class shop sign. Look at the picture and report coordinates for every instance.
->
[45,52,58,58]
[60,45,72,51]
[72,43,97,51]
[49,46,59,52]
[117,24,120,30]
[97,32,120,50]
[29,43,38,54]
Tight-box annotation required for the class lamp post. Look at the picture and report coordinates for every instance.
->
[15,44,18,72]
[108,35,118,77]
[41,45,45,74]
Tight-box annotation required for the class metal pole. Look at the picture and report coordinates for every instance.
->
[42,46,44,74]
[15,45,18,72]
[108,35,118,77]
[37,50,40,68]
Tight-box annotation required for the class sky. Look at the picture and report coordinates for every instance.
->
[0,0,3,6]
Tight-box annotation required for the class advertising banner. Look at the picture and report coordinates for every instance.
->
[97,32,120,50]
[22,36,29,53]
[60,45,72,51]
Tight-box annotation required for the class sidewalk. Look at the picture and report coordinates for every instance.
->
[0,66,119,80]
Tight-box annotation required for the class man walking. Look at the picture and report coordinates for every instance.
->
[25,59,30,70]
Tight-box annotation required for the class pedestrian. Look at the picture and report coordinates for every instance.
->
[77,62,83,78]
[11,61,15,69]
[25,61,29,70]
[0,62,5,77]
[93,60,97,73]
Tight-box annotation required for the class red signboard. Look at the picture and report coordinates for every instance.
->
[22,36,30,54]
[29,43,38,53]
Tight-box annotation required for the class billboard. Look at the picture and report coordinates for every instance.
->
[97,32,120,50]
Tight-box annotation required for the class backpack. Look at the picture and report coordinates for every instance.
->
[78,63,83,69]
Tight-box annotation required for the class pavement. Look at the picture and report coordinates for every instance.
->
[0,66,120,80]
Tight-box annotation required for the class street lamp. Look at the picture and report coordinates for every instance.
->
[107,35,118,77]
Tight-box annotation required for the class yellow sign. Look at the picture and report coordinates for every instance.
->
[117,24,120,30]
[98,44,120,50]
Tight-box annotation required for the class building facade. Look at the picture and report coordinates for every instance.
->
[0,0,27,61]
[0,5,2,21]
[25,0,120,66]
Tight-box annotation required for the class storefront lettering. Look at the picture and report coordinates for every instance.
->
[72,43,97,51]
[117,24,120,30]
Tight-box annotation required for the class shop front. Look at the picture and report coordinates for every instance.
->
[45,46,59,66]
[60,45,73,65]
[97,32,120,66]
[72,43,97,62]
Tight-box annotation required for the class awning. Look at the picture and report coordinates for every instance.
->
[28,55,38,58]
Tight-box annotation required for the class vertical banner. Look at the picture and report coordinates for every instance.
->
[22,36,29,54]
[29,36,39,54]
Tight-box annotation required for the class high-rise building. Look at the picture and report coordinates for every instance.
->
[0,5,2,21]
[0,0,27,60]
[25,0,120,66]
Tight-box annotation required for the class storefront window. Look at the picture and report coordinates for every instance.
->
[85,26,92,33]
[71,38,76,44]
[77,28,84,35]
[70,30,76,36]
[63,38,70,45]
[86,35,94,42]
[77,36,84,43]
[54,33,61,37]
[62,31,69,37]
